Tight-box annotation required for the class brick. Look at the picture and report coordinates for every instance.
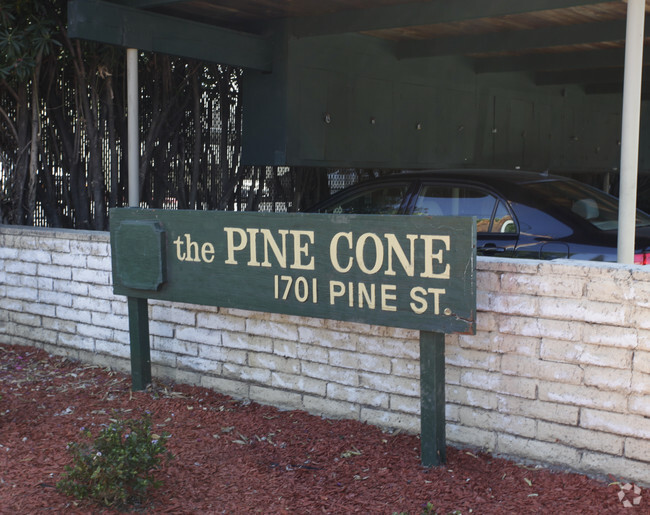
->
[6,286,38,301]
[42,316,77,334]
[628,395,650,417]
[149,320,174,338]
[581,408,650,439]
[357,334,419,359]
[197,311,246,332]
[177,355,220,374]
[390,357,419,378]
[176,326,220,346]
[221,332,272,353]
[51,252,84,267]
[296,343,329,364]
[446,424,497,451]
[153,336,199,357]
[250,385,302,411]
[461,369,538,399]
[445,344,501,371]
[632,307,650,330]
[273,339,298,358]
[86,255,111,271]
[537,421,623,454]
[56,306,91,324]
[496,395,579,425]
[150,348,178,368]
[327,383,389,408]
[70,239,109,256]
[500,272,586,298]
[631,371,650,394]
[476,270,501,292]
[459,406,536,438]
[200,376,249,399]
[489,293,539,316]
[541,339,632,369]
[583,366,632,391]
[271,372,326,396]
[150,304,196,326]
[302,362,358,386]
[38,263,73,280]
[580,452,650,486]
[389,393,422,415]
[447,385,498,410]
[538,298,626,325]
[52,279,88,296]
[501,354,583,384]
[39,290,73,307]
[583,324,637,349]
[498,315,582,341]
[73,296,112,313]
[303,395,359,420]
[6,261,38,275]
[92,312,129,330]
[624,437,650,462]
[359,372,419,397]
[72,268,111,285]
[224,363,272,384]
[638,330,650,351]
[634,351,650,374]
[94,340,130,358]
[299,326,356,351]
[329,349,391,374]
[539,382,627,412]
[246,318,298,341]
[75,323,113,341]
[250,353,300,374]
[496,434,581,468]
[586,277,635,303]
[360,408,419,432]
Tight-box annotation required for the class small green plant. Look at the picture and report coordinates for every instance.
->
[57,413,172,508]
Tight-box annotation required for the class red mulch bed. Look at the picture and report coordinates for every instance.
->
[0,343,642,514]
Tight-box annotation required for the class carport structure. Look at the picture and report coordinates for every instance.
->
[68,1,646,255]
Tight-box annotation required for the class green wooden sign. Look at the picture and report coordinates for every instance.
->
[110,208,476,467]
[110,208,476,333]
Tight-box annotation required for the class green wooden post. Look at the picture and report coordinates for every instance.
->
[420,330,446,466]
[127,296,151,391]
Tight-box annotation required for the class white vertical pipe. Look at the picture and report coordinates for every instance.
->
[127,48,140,207]
[617,0,645,264]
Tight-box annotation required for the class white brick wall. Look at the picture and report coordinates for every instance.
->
[2,225,650,486]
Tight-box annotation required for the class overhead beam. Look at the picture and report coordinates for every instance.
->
[291,0,608,38]
[110,0,186,7]
[535,67,625,85]
[397,19,628,59]
[67,0,272,71]
[474,48,638,74]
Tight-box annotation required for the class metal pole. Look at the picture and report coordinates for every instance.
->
[127,48,139,207]
[617,0,645,264]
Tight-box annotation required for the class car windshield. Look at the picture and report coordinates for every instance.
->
[521,179,650,230]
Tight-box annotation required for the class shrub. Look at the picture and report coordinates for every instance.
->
[57,413,173,508]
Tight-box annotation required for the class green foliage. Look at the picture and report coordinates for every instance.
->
[0,0,61,81]
[57,414,173,509]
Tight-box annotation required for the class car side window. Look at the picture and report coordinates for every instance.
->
[413,184,516,234]
[320,184,409,215]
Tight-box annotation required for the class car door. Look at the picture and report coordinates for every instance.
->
[409,182,519,256]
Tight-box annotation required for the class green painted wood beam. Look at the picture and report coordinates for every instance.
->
[291,0,608,38]
[67,0,272,71]
[535,67,625,86]
[111,0,186,7]
[397,18,630,60]
[474,47,645,74]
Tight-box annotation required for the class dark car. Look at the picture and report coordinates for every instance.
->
[306,170,650,264]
